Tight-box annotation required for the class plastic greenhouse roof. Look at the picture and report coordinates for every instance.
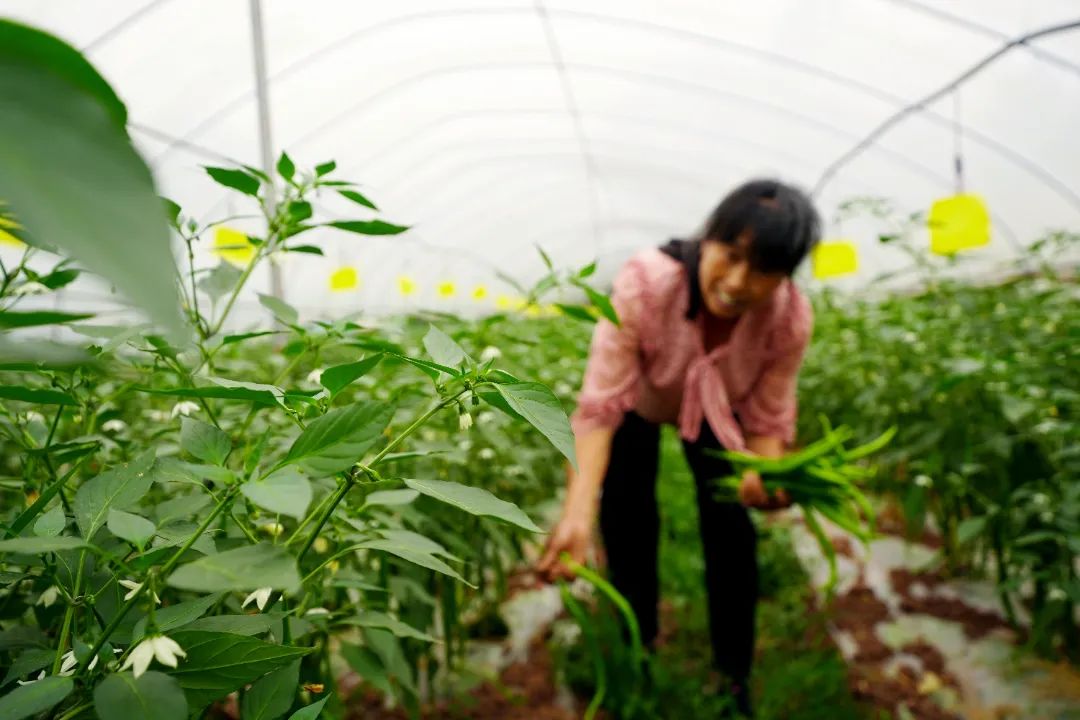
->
[2,0,1079,323]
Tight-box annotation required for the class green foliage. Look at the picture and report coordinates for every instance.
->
[801,270,1079,658]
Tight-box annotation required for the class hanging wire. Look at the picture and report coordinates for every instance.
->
[952,89,964,195]
[813,19,1080,206]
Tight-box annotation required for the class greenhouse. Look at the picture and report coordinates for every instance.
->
[0,1,1077,719]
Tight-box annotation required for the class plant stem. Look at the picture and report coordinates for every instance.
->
[76,486,239,676]
[55,703,94,720]
[51,548,87,675]
[295,390,467,565]
[209,247,265,338]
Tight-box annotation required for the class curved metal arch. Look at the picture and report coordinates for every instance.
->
[83,0,177,52]
[377,137,826,238]
[144,4,1079,215]
[882,0,1080,77]
[815,18,1080,210]
[148,6,535,166]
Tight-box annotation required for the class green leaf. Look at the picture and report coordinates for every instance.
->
[364,628,416,697]
[580,284,619,326]
[536,245,554,270]
[0,28,181,335]
[183,614,276,636]
[93,671,187,720]
[957,516,988,545]
[0,20,126,127]
[319,355,382,397]
[132,593,222,641]
[578,261,597,278]
[492,383,576,467]
[136,382,283,407]
[326,220,409,236]
[340,612,436,643]
[180,417,231,466]
[221,330,281,346]
[287,695,329,720]
[204,166,260,197]
[241,468,312,520]
[73,449,156,539]
[0,536,86,556]
[282,401,393,476]
[32,504,65,537]
[40,267,79,289]
[340,644,393,697]
[258,293,299,326]
[422,326,467,369]
[162,197,182,228]
[0,675,73,719]
[167,630,311,712]
[337,189,377,210]
[167,543,300,593]
[199,262,242,301]
[314,160,336,177]
[241,659,299,720]
[286,201,312,223]
[357,538,472,586]
[404,478,541,533]
[154,493,212,526]
[363,489,419,508]
[1,648,53,688]
[152,523,216,557]
[554,303,596,323]
[276,152,295,182]
[107,509,155,548]
[0,310,94,329]
[283,244,322,255]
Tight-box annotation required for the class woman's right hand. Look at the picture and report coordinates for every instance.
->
[536,513,594,582]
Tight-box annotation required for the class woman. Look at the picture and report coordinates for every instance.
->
[536,179,820,716]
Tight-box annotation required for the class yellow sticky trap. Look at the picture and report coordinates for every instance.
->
[471,285,488,301]
[523,304,541,317]
[812,240,858,279]
[213,227,255,266]
[329,266,359,292]
[928,194,990,255]
[0,210,24,247]
[437,281,456,299]
[398,275,417,296]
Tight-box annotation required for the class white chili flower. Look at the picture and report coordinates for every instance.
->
[554,382,573,396]
[479,346,501,363]
[102,419,128,433]
[1039,511,1054,524]
[306,368,324,385]
[24,411,46,425]
[914,475,933,488]
[170,401,200,418]
[479,448,496,461]
[476,411,496,425]
[458,412,473,431]
[1047,587,1067,603]
[313,537,330,554]
[58,649,97,676]
[121,634,186,678]
[119,579,160,604]
[304,607,330,617]
[243,587,274,611]
[146,409,170,422]
[17,670,45,686]
[37,586,59,607]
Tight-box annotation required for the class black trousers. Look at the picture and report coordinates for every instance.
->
[598,412,759,687]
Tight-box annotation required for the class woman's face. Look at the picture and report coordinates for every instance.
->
[698,233,787,318]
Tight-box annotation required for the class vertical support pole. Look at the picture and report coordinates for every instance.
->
[249,0,283,301]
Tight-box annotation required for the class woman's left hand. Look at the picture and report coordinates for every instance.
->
[738,470,791,510]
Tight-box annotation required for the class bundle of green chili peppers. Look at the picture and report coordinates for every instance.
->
[712,421,897,593]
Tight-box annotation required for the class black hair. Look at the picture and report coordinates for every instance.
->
[701,179,821,275]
